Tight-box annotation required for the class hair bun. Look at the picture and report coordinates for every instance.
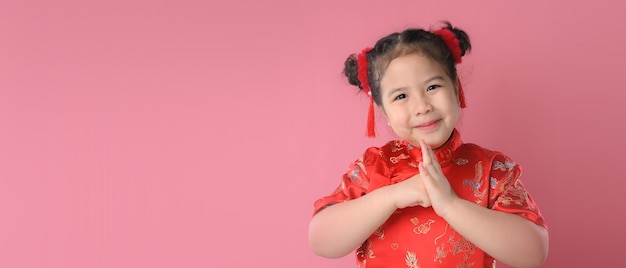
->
[442,22,472,56]
[343,54,362,88]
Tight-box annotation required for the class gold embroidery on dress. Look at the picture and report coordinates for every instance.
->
[390,153,410,164]
[474,161,483,185]
[433,224,477,267]
[452,236,476,267]
[435,244,448,263]
[473,161,487,203]
[496,179,530,208]
[463,161,487,204]
[373,227,385,240]
[452,236,474,255]
[413,219,435,235]
[494,169,534,209]
[356,241,365,259]
[391,140,404,152]
[495,163,516,192]
[434,223,449,245]
[434,224,450,263]
[405,251,420,268]
[357,240,376,259]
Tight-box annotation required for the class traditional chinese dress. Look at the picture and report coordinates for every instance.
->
[313,129,547,268]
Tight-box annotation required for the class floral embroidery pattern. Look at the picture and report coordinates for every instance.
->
[405,251,420,268]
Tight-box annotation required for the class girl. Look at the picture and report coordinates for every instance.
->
[308,22,549,268]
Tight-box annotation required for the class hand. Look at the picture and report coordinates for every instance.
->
[389,173,431,209]
[418,140,459,218]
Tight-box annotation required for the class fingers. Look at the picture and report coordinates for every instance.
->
[418,162,430,183]
[419,161,438,185]
[392,175,432,209]
[428,143,440,169]
[418,141,433,182]
[420,140,432,166]
[420,140,441,171]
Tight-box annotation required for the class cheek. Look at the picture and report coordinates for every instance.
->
[386,109,410,129]
[448,106,460,124]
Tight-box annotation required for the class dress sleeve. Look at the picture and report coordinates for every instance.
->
[488,155,548,229]
[312,147,385,214]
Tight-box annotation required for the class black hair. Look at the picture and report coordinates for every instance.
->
[343,21,471,106]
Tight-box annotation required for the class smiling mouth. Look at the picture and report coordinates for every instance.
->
[416,120,440,130]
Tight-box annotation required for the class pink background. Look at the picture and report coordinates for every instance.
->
[1,0,624,267]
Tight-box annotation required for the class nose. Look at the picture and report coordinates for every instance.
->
[411,95,432,115]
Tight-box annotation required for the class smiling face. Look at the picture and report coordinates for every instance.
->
[379,53,460,149]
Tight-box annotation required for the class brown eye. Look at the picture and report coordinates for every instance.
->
[427,85,441,91]
[394,94,407,101]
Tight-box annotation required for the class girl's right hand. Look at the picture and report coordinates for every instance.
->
[389,174,431,209]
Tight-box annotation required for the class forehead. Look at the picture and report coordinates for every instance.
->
[379,53,449,87]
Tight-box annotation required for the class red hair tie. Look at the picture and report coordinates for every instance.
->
[357,47,376,138]
[433,29,462,64]
[433,28,466,108]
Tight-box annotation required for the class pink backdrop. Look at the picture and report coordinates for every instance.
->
[1,0,625,267]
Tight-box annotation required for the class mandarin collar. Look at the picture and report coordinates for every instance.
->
[403,129,462,166]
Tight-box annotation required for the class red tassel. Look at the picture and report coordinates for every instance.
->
[366,97,376,137]
[357,47,376,138]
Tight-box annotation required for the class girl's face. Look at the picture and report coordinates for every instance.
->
[379,53,460,149]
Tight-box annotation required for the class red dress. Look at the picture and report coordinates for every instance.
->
[313,129,547,268]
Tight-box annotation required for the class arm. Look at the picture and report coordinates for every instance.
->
[307,186,396,258]
[308,174,431,258]
[442,199,548,267]
[418,140,548,267]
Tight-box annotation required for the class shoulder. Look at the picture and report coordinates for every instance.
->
[357,140,412,168]
[364,139,411,159]
[455,143,519,170]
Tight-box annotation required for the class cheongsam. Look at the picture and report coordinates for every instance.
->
[313,129,547,268]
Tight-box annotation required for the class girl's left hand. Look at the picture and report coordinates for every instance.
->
[418,140,459,218]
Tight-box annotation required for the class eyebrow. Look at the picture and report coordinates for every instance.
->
[387,87,407,98]
[422,75,446,85]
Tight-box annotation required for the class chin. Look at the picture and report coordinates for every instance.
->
[422,135,448,149]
